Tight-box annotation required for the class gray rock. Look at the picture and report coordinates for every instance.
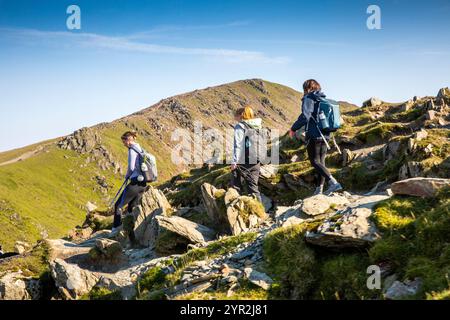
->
[391,177,450,198]
[305,195,389,248]
[244,268,273,290]
[14,241,31,255]
[230,249,255,261]
[131,186,172,248]
[0,271,31,300]
[413,129,428,141]
[86,201,98,213]
[93,238,123,259]
[259,164,278,179]
[261,194,273,212]
[201,183,230,233]
[363,97,383,107]
[156,215,216,244]
[300,194,349,216]
[50,258,99,300]
[385,278,422,300]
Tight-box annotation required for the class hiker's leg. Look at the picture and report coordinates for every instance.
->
[319,141,328,186]
[113,183,139,228]
[246,163,262,203]
[231,167,243,193]
[128,184,146,213]
[307,140,332,184]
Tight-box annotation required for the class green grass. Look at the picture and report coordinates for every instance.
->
[0,146,123,251]
[368,188,450,298]
[0,241,49,278]
[263,189,450,300]
[80,287,122,300]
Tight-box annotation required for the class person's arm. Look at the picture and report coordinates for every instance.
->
[125,149,138,179]
[290,97,315,132]
[232,125,245,167]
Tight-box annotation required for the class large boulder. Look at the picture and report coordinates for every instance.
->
[129,186,173,248]
[50,258,99,300]
[0,271,30,300]
[363,97,383,108]
[391,177,450,197]
[305,195,389,248]
[201,183,268,236]
[226,195,267,236]
[201,183,229,233]
[156,216,216,244]
[300,194,350,216]
[46,239,92,262]
[89,239,123,260]
[437,87,450,99]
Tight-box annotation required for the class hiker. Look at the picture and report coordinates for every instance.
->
[231,106,263,203]
[289,79,343,195]
[112,131,148,231]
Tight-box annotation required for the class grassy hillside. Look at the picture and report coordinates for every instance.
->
[0,79,302,251]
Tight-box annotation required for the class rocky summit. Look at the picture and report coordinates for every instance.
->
[0,82,449,300]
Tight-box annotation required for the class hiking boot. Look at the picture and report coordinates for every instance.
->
[313,185,324,196]
[324,182,343,195]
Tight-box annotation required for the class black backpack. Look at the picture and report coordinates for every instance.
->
[240,121,265,165]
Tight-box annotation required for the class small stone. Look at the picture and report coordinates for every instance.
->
[14,241,31,255]
[86,201,98,213]
[244,268,273,290]
[385,278,422,300]
[425,110,436,120]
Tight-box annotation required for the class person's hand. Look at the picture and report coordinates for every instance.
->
[230,164,237,171]
[289,129,296,138]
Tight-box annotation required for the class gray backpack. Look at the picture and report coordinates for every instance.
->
[130,145,158,182]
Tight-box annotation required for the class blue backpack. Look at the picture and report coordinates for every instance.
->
[313,97,341,133]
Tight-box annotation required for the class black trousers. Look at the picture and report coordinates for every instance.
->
[114,179,147,228]
[307,139,332,186]
[231,163,262,203]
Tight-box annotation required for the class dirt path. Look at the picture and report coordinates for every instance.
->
[0,146,46,167]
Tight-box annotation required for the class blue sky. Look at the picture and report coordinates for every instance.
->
[0,0,449,151]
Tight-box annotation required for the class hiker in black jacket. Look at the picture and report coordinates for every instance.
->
[289,79,343,195]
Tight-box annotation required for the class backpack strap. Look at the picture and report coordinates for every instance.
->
[308,98,331,150]
[129,145,144,158]
[239,121,252,131]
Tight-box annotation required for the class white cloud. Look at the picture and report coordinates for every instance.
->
[0,27,290,64]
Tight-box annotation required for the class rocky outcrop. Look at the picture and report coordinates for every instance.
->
[200,183,268,236]
[201,183,229,233]
[299,194,350,216]
[50,258,99,300]
[391,177,450,197]
[128,186,173,248]
[58,127,101,153]
[0,271,35,300]
[58,127,123,174]
[305,195,389,248]
[156,216,216,244]
[363,97,383,107]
